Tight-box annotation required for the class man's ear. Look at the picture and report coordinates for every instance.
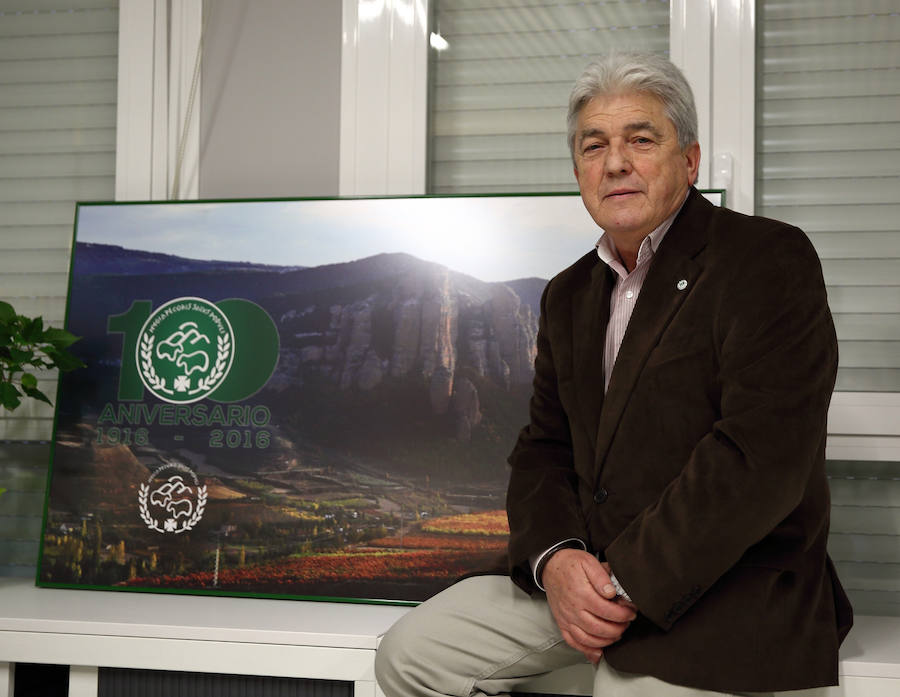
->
[684,141,701,185]
[573,165,580,185]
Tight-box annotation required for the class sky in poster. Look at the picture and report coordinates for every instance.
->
[75,195,603,283]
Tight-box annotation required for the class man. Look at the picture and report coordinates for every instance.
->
[375,51,852,697]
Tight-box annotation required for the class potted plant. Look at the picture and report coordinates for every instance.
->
[0,299,85,416]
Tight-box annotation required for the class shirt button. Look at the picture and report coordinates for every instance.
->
[625,290,634,299]
[593,488,609,504]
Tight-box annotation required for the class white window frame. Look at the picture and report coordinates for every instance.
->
[339,0,428,196]
[690,0,900,462]
[114,0,900,462]
[116,0,201,201]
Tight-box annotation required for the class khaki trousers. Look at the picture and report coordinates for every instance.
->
[375,575,789,697]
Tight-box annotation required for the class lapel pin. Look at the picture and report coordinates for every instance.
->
[676,279,688,291]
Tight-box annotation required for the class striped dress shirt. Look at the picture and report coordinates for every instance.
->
[529,199,686,593]
[595,205,681,392]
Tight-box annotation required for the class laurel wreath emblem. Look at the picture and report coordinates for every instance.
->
[138,482,208,534]
[138,325,232,400]
[139,334,170,394]
[194,334,231,393]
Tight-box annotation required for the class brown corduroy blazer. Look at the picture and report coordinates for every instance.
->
[506,187,853,692]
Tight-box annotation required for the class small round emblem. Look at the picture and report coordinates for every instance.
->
[138,462,207,534]
[136,297,234,403]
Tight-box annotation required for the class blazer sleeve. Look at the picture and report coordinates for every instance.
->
[506,281,589,593]
[604,223,838,630]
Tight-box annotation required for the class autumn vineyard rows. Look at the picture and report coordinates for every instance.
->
[123,510,510,595]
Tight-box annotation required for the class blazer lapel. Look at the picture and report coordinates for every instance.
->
[593,189,713,469]
[572,260,615,442]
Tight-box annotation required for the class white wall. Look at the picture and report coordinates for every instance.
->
[199,0,342,199]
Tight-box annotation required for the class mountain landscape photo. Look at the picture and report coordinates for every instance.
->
[41,239,551,602]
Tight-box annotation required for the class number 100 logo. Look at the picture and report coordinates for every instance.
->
[108,297,279,403]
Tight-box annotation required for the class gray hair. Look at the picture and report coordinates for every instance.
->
[566,51,698,160]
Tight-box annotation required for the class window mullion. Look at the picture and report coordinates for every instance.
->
[669,0,713,190]
[710,0,756,215]
[115,0,201,201]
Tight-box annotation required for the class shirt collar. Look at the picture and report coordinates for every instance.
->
[595,192,688,277]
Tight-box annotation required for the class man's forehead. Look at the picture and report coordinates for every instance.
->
[577,92,672,134]
[586,88,664,107]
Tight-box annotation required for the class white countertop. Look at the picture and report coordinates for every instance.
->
[0,578,411,650]
[837,613,900,680]
[0,578,897,682]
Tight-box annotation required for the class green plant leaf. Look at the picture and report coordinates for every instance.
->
[0,310,84,411]
[21,383,52,406]
[21,316,43,342]
[8,347,32,363]
[45,348,86,372]
[43,327,81,349]
[0,382,22,410]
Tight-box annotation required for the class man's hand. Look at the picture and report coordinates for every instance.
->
[542,549,637,664]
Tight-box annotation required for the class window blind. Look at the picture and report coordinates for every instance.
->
[756,0,900,617]
[428,0,670,194]
[826,458,900,617]
[755,0,900,393]
[0,0,118,576]
[0,0,117,440]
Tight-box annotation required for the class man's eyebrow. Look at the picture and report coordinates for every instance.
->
[578,122,665,142]
[579,127,606,142]
[624,121,664,138]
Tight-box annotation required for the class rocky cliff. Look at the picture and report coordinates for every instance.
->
[275,253,540,441]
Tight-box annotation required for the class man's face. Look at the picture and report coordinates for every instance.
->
[573,92,700,246]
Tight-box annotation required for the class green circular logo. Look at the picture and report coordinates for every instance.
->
[136,297,234,403]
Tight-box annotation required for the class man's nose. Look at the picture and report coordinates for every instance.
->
[606,140,632,175]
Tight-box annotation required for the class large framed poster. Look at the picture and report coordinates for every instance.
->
[39,191,724,604]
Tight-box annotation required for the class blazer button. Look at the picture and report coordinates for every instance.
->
[593,487,609,504]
